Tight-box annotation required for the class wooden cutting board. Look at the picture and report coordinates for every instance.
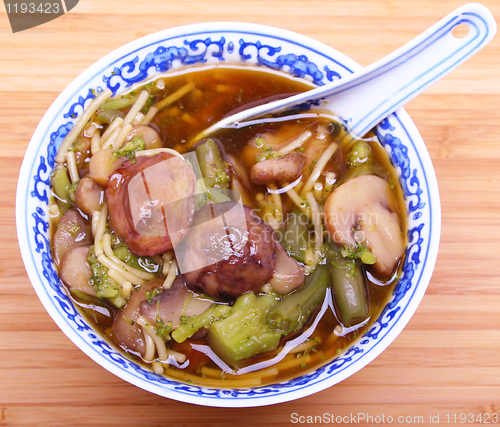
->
[1,0,499,425]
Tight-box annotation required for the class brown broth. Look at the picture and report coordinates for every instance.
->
[60,65,406,388]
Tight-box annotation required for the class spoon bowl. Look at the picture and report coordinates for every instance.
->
[195,3,496,141]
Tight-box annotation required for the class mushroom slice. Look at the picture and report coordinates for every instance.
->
[250,152,305,186]
[113,279,163,356]
[75,176,103,215]
[60,245,95,296]
[127,125,161,149]
[52,208,90,266]
[140,277,212,330]
[268,243,305,294]
[324,175,405,277]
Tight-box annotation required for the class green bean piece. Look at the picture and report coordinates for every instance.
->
[267,264,330,335]
[326,240,369,327]
[195,139,229,189]
[206,187,231,203]
[280,210,310,263]
[95,109,125,124]
[101,97,136,111]
[51,165,72,205]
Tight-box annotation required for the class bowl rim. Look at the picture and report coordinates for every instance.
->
[16,21,441,407]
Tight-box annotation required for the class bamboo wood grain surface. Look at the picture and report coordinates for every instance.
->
[1,1,499,425]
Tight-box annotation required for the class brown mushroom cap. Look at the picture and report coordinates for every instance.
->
[324,175,405,277]
[250,152,305,186]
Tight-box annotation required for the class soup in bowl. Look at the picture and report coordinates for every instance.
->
[16,22,440,407]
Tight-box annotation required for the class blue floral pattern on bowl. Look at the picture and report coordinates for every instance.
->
[18,24,438,407]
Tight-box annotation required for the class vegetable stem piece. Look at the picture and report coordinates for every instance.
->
[51,165,72,205]
[280,210,309,263]
[267,264,330,335]
[171,304,230,343]
[195,139,229,189]
[325,240,369,327]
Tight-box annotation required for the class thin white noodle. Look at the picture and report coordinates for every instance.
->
[93,204,108,257]
[124,90,150,124]
[109,255,156,281]
[163,259,177,289]
[164,349,187,364]
[323,171,336,199]
[301,142,338,195]
[153,82,195,111]
[84,122,99,138]
[90,130,101,155]
[263,212,280,231]
[107,268,128,286]
[100,126,121,150]
[132,112,146,124]
[100,117,124,144]
[279,130,312,155]
[161,251,174,276]
[141,106,158,124]
[267,184,282,223]
[139,323,156,362]
[137,316,169,361]
[97,254,144,285]
[135,148,184,160]
[304,246,314,267]
[55,88,112,163]
[121,281,133,299]
[48,203,60,217]
[260,283,273,293]
[65,151,79,184]
[162,251,174,262]
[152,361,164,375]
[91,211,101,237]
[102,233,114,258]
[284,186,311,219]
[112,123,133,150]
[288,338,321,354]
[306,192,322,266]
[313,182,323,202]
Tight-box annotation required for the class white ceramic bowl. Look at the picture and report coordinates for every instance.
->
[16,22,441,407]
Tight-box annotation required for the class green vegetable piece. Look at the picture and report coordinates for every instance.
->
[256,150,283,162]
[208,293,280,365]
[171,304,231,343]
[267,264,330,335]
[95,109,125,124]
[206,187,231,203]
[113,136,146,159]
[195,139,229,189]
[280,210,310,263]
[340,242,376,265]
[51,165,72,205]
[347,140,371,166]
[101,97,136,111]
[326,240,369,327]
[343,140,386,181]
[87,249,125,308]
[113,245,159,273]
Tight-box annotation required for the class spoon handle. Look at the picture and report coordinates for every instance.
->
[195,3,496,140]
[322,2,497,137]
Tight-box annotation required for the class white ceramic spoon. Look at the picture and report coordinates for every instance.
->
[195,3,496,140]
